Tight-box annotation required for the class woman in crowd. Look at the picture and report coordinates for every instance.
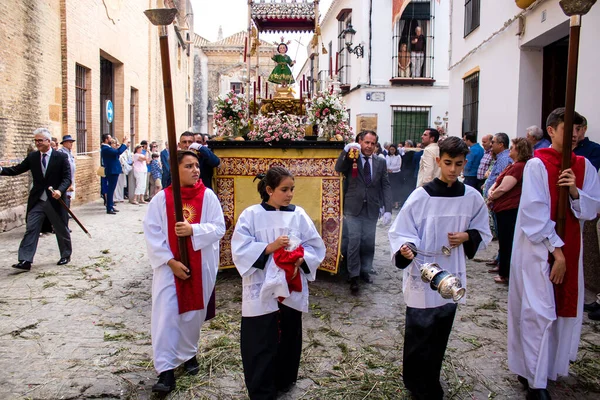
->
[487,137,533,284]
[386,144,402,209]
[111,139,126,203]
[399,140,418,206]
[132,145,148,205]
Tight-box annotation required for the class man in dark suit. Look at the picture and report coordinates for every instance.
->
[100,134,128,214]
[183,131,220,190]
[335,130,392,293]
[0,128,72,270]
[160,141,171,189]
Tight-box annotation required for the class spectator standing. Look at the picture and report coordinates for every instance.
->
[149,153,163,200]
[160,141,171,189]
[526,125,551,151]
[572,115,600,170]
[100,134,128,215]
[112,139,126,203]
[132,145,148,205]
[487,138,532,284]
[57,135,76,209]
[484,133,512,197]
[416,128,440,187]
[385,144,402,209]
[477,134,494,191]
[462,132,484,189]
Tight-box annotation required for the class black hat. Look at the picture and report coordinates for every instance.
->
[60,135,76,144]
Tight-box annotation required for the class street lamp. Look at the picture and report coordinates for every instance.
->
[555,0,596,236]
[339,23,364,58]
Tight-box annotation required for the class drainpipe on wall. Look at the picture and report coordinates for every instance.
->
[448,0,453,69]
[368,0,373,85]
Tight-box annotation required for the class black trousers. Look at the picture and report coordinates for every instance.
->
[495,208,518,279]
[18,200,71,263]
[403,303,458,400]
[241,303,302,400]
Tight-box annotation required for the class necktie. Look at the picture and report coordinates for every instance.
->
[364,157,372,186]
[42,153,47,168]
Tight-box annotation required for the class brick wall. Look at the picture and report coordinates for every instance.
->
[0,0,193,230]
[0,0,62,231]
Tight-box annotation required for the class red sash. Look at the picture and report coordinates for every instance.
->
[273,245,305,302]
[165,181,206,314]
[535,148,585,318]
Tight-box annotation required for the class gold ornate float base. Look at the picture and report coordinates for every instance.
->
[212,145,343,274]
[260,98,305,116]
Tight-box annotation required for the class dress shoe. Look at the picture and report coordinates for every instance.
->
[584,301,600,313]
[588,309,600,321]
[57,257,70,266]
[106,210,117,215]
[517,375,529,390]
[184,355,200,375]
[111,208,120,212]
[526,388,551,400]
[12,261,31,271]
[152,369,176,393]
[350,277,359,294]
[360,272,373,283]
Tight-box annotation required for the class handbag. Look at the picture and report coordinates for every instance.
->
[96,166,105,177]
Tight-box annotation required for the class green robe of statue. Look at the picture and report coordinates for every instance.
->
[268,54,295,85]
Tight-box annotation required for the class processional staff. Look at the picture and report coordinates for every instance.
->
[555,0,596,237]
[144,7,189,268]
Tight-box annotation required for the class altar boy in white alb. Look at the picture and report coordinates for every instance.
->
[508,108,600,400]
[231,167,325,399]
[389,137,491,400]
[143,150,225,393]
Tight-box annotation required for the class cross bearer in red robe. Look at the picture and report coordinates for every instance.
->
[143,150,225,394]
[508,108,600,400]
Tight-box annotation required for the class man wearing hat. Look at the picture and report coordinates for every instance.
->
[57,135,76,210]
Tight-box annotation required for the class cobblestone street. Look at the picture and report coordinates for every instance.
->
[0,200,598,399]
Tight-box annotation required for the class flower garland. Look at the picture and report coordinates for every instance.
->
[212,91,249,137]
[331,121,354,144]
[247,112,305,142]
[306,91,350,139]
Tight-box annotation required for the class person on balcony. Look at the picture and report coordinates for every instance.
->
[410,26,425,78]
[398,42,411,78]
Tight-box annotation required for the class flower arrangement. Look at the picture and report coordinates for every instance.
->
[212,91,249,137]
[331,121,354,144]
[247,112,305,142]
[306,91,350,139]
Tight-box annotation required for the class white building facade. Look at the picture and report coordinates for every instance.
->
[448,0,600,141]
[302,0,450,144]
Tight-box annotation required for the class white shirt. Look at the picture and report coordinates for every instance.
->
[40,148,53,201]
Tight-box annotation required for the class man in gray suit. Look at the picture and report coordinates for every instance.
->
[336,130,392,293]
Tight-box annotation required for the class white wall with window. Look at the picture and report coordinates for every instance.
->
[448,1,600,142]
[315,0,450,144]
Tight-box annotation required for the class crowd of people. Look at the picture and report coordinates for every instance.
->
[2,105,600,400]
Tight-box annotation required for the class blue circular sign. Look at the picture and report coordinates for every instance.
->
[106,100,114,124]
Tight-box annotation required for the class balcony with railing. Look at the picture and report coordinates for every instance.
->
[390,0,435,85]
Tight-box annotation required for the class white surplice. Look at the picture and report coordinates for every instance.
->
[231,204,326,317]
[388,182,492,308]
[143,189,225,374]
[508,157,600,389]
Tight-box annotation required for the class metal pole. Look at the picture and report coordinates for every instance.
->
[556,15,581,237]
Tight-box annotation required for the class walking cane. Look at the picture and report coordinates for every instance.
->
[48,186,92,238]
[144,7,189,270]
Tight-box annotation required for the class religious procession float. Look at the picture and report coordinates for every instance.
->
[210,0,350,274]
